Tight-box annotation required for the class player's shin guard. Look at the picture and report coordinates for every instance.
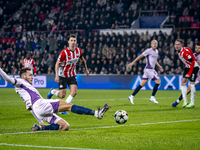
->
[66,95,74,103]
[190,84,196,104]
[152,83,159,96]
[71,104,94,115]
[181,86,187,102]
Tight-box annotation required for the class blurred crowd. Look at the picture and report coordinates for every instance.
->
[0,0,200,75]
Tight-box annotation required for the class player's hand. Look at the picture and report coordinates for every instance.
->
[34,73,36,77]
[159,67,164,72]
[55,76,59,83]
[85,70,89,76]
[197,61,200,66]
[185,74,190,78]
[40,123,47,126]
[128,62,134,66]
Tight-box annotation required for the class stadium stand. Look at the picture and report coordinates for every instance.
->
[0,0,199,75]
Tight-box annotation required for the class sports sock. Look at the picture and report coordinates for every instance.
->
[71,104,94,115]
[66,95,74,103]
[190,84,196,104]
[152,83,159,96]
[51,89,59,97]
[132,85,142,96]
[178,94,183,101]
[42,124,60,130]
[181,85,187,102]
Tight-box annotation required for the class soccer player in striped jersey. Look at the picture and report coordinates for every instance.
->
[0,68,109,131]
[47,34,89,105]
[172,39,199,108]
[172,42,200,108]
[23,52,37,76]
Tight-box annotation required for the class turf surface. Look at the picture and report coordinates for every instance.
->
[0,88,200,150]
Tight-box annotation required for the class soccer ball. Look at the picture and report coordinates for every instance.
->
[114,110,128,124]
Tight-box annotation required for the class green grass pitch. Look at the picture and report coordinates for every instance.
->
[0,88,200,150]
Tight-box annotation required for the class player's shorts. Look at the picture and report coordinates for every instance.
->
[32,99,63,124]
[142,68,160,81]
[183,67,199,82]
[59,76,77,90]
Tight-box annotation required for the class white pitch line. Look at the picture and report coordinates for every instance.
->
[0,143,105,150]
[0,119,199,136]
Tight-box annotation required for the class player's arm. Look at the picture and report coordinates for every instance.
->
[187,56,195,77]
[55,61,60,83]
[184,47,195,77]
[55,51,65,83]
[156,61,164,72]
[79,56,89,76]
[0,68,17,85]
[32,60,37,77]
[128,54,144,66]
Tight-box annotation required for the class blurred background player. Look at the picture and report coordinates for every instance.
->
[172,42,200,107]
[173,39,199,108]
[127,40,164,104]
[23,52,37,77]
[0,67,109,131]
[47,34,89,114]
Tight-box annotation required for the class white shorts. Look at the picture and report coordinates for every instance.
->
[142,69,160,81]
[32,99,63,124]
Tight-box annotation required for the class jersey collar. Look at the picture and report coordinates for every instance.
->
[68,47,75,52]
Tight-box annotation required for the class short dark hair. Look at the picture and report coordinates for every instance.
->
[196,41,200,46]
[20,68,31,77]
[67,34,77,41]
[175,39,183,44]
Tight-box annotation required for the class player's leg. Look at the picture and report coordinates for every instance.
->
[128,69,149,104]
[172,84,191,107]
[58,100,110,119]
[186,67,199,108]
[31,115,70,131]
[149,78,160,104]
[47,76,67,99]
[66,84,77,103]
[147,69,160,104]
[66,76,77,103]
[181,77,189,107]
[180,68,190,107]
[128,79,148,104]
[31,99,69,131]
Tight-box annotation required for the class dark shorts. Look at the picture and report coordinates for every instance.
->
[183,67,199,82]
[59,76,77,89]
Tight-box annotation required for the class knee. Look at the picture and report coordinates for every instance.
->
[60,93,66,98]
[60,95,66,99]
[156,81,161,85]
[59,123,70,131]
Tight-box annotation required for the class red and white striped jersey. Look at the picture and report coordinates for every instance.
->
[178,47,198,76]
[57,47,82,77]
[23,58,36,74]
